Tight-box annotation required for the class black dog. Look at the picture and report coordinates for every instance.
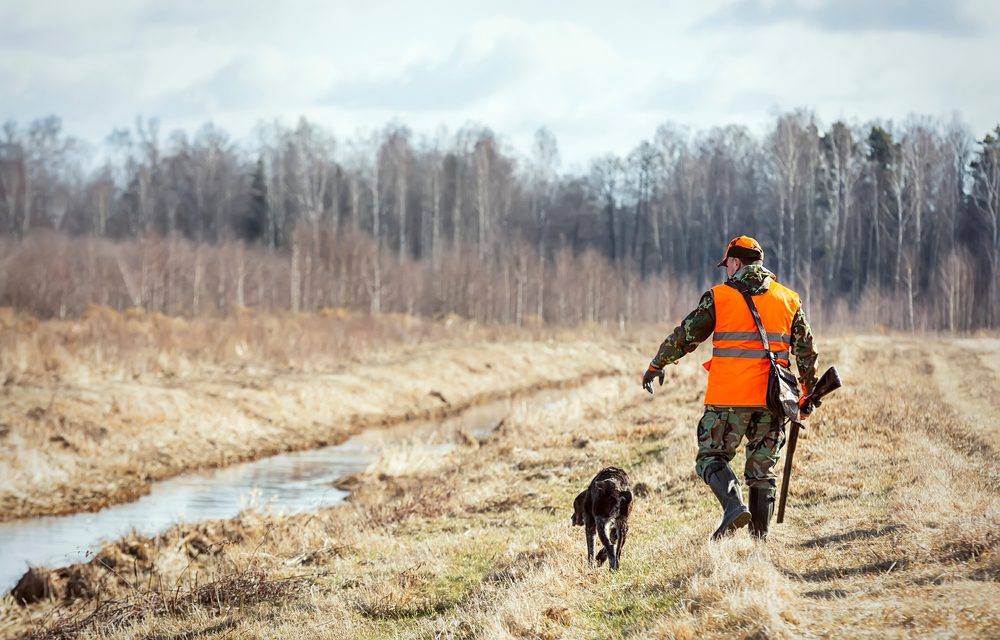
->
[572,467,633,571]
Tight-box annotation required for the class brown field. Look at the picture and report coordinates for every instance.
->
[0,308,631,521]
[2,321,999,639]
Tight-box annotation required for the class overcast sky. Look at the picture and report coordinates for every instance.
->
[2,0,998,168]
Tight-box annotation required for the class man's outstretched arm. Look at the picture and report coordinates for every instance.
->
[649,290,716,370]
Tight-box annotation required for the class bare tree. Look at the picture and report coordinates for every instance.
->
[589,155,623,263]
[767,114,805,281]
[819,122,862,292]
[530,127,560,318]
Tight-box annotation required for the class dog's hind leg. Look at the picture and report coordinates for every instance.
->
[585,517,597,567]
[596,517,618,571]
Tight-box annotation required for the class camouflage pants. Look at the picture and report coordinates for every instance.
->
[694,406,786,489]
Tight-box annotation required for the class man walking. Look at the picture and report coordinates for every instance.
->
[642,236,818,540]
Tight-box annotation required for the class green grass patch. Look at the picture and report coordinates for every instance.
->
[580,577,682,639]
[355,532,506,623]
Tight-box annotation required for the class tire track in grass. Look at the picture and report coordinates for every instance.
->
[781,338,1000,637]
[925,338,1000,453]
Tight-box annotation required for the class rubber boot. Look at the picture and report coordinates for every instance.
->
[748,484,775,540]
[705,463,751,540]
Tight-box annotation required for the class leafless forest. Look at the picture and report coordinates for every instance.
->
[1,111,999,330]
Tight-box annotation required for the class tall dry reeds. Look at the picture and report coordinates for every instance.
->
[2,229,988,334]
[0,303,484,383]
[0,229,701,328]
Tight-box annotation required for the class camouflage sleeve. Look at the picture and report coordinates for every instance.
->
[790,306,818,395]
[649,290,715,369]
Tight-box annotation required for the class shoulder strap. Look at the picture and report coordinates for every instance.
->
[724,281,775,363]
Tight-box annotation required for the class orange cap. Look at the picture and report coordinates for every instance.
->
[718,236,763,267]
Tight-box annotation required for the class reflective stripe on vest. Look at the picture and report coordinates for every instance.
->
[712,347,790,360]
[704,280,800,407]
[713,331,790,343]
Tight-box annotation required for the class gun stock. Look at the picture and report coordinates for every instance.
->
[801,366,842,413]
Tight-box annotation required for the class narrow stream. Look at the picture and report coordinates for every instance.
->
[0,390,569,592]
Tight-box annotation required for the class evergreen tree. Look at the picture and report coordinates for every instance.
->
[968,127,1000,326]
[240,156,269,244]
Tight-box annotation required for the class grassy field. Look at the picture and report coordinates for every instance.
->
[0,308,631,521]
[2,325,999,639]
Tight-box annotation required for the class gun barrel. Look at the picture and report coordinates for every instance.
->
[776,422,799,523]
[779,366,841,524]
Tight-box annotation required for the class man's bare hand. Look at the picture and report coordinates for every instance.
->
[798,397,819,419]
[642,366,665,394]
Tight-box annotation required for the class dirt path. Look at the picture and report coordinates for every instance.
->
[926,336,1000,451]
[4,335,998,639]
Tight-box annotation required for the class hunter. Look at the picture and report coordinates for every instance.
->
[642,236,818,540]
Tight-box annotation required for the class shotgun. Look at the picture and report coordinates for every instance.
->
[776,366,843,524]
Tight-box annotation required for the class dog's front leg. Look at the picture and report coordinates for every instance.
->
[616,520,628,565]
[585,518,596,567]
[596,518,618,571]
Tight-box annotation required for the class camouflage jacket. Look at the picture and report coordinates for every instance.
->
[649,265,819,394]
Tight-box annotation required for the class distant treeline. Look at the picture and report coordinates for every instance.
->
[0,112,998,330]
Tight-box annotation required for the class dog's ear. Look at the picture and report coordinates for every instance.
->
[572,490,586,526]
[620,490,633,515]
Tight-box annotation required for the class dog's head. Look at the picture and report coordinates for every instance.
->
[592,479,632,518]
[571,489,587,526]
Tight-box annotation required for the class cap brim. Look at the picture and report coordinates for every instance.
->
[717,258,728,267]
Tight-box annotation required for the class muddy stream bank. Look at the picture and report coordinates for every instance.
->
[1,386,575,594]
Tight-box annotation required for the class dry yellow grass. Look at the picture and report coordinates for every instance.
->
[0,308,635,520]
[2,332,999,639]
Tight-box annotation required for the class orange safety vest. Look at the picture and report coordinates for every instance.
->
[703,280,800,407]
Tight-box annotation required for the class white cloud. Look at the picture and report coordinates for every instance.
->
[0,0,997,165]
